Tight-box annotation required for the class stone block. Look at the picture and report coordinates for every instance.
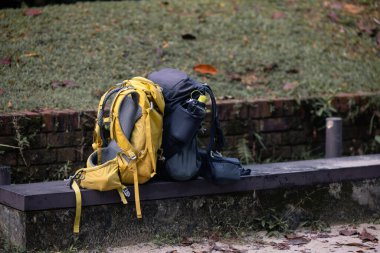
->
[47,131,83,148]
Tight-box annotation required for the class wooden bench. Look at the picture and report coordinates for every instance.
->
[1,154,380,251]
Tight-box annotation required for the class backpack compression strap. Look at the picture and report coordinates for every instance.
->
[204,85,225,153]
[94,84,124,165]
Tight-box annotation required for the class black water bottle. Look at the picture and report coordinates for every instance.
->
[170,94,207,143]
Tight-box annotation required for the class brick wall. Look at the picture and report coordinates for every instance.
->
[0,93,379,183]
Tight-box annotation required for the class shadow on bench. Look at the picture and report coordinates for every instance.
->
[1,154,380,251]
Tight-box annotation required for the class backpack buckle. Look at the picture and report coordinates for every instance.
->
[122,187,131,198]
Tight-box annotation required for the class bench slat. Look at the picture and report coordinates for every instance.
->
[1,154,380,211]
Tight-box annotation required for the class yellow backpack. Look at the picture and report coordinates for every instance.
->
[69,77,165,233]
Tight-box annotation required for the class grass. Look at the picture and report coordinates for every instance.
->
[0,0,379,112]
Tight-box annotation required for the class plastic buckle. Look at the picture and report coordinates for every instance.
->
[122,187,131,198]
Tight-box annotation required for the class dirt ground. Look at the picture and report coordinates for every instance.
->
[104,223,380,253]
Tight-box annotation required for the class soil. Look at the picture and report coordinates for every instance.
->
[104,223,380,253]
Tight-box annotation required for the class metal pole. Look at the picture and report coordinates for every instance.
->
[325,117,343,158]
[0,165,11,185]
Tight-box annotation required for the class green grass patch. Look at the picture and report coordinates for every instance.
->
[1,0,379,112]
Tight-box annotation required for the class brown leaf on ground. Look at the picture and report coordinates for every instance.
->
[336,242,369,247]
[342,3,364,14]
[283,81,299,91]
[24,8,43,17]
[272,11,286,20]
[286,236,310,245]
[180,236,194,246]
[359,228,378,243]
[327,11,340,23]
[241,72,259,86]
[356,21,377,36]
[193,64,217,75]
[0,88,5,96]
[0,57,11,66]
[275,242,290,250]
[23,52,39,58]
[368,226,377,230]
[286,68,299,74]
[51,80,80,89]
[263,63,278,73]
[7,101,13,109]
[182,33,197,40]
[339,229,359,236]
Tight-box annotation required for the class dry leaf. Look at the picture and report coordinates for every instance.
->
[0,57,11,66]
[327,12,340,23]
[283,81,299,91]
[0,88,5,96]
[180,236,193,246]
[7,101,13,109]
[24,8,43,17]
[339,229,359,236]
[23,52,39,58]
[343,4,364,14]
[359,228,378,243]
[272,11,286,20]
[241,72,258,86]
[182,34,197,40]
[263,63,278,72]
[51,80,80,89]
[286,236,310,245]
[193,64,217,75]
[162,41,170,49]
[286,68,299,74]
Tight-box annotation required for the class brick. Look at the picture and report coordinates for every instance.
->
[79,110,97,131]
[0,151,18,166]
[0,136,17,147]
[20,149,57,165]
[47,131,84,148]
[56,147,77,163]
[0,114,15,136]
[261,133,282,147]
[28,133,47,149]
[271,99,297,117]
[248,101,271,119]
[41,109,58,132]
[282,131,308,145]
[259,118,292,132]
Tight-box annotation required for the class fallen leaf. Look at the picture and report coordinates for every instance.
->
[51,80,80,89]
[368,226,377,230]
[286,68,299,74]
[218,95,235,100]
[193,64,217,75]
[272,11,286,20]
[286,236,310,245]
[241,72,258,86]
[327,11,340,23]
[339,229,359,236]
[182,33,197,40]
[162,41,170,49]
[166,250,178,253]
[342,3,364,14]
[0,88,5,95]
[276,242,290,250]
[7,101,13,109]
[359,228,378,243]
[336,242,368,247]
[330,2,343,10]
[263,63,278,72]
[356,21,376,36]
[0,57,11,66]
[23,52,39,58]
[317,233,331,238]
[180,236,193,246]
[283,81,299,91]
[24,8,43,17]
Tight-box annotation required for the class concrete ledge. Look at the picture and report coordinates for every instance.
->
[1,155,380,251]
[1,155,380,211]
